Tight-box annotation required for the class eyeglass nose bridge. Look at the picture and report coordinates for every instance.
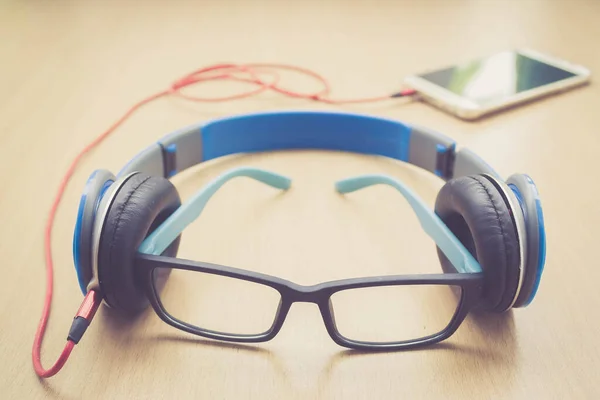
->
[283,282,331,305]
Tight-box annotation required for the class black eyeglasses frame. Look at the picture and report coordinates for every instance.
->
[136,253,484,351]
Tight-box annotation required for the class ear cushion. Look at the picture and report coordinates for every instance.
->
[98,173,181,314]
[434,175,520,312]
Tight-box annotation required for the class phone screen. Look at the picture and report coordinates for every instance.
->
[418,51,577,105]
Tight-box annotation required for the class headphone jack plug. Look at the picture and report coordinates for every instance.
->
[67,290,102,344]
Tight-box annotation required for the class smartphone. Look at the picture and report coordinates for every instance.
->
[404,49,591,120]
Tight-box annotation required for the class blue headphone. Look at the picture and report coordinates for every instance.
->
[73,110,546,316]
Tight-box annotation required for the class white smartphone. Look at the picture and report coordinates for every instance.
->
[404,49,591,120]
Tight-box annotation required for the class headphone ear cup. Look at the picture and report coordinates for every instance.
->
[434,175,521,313]
[97,173,181,314]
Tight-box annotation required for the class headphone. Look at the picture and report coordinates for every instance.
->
[73,110,546,318]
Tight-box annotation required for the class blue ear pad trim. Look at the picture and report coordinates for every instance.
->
[530,198,546,304]
[507,174,546,307]
[73,170,115,294]
[73,171,98,293]
[200,111,412,163]
[525,175,546,305]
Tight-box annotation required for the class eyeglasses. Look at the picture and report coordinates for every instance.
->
[135,167,484,351]
[136,253,483,350]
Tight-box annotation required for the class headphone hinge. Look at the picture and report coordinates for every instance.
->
[435,143,456,180]
[160,143,178,178]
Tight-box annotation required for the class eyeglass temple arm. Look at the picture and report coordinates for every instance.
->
[139,167,291,255]
[335,174,482,274]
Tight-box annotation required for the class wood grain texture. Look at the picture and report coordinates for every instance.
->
[1,0,599,398]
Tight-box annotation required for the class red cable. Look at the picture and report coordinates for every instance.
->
[171,64,278,101]
[33,63,416,378]
[32,91,169,378]
[246,63,331,99]
[33,341,74,378]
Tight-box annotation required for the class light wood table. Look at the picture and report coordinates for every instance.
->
[2,1,599,398]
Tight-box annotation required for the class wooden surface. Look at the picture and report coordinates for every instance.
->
[1,0,600,398]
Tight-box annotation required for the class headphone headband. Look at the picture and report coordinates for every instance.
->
[118,111,498,182]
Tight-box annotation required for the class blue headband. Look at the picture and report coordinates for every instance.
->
[118,111,498,182]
